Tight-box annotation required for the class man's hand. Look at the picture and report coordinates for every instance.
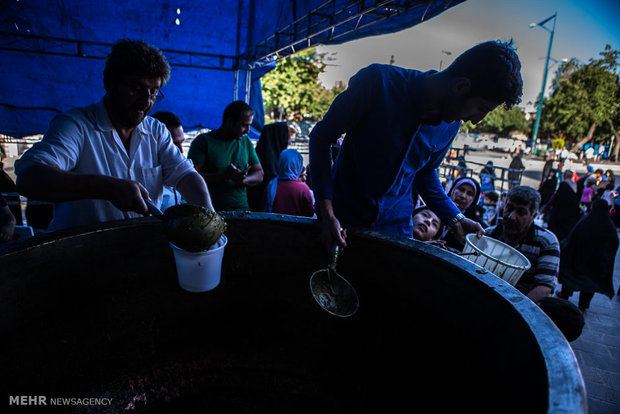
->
[225,163,249,183]
[103,177,150,216]
[527,285,553,304]
[319,200,347,250]
[451,217,485,245]
[241,164,264,187]
[322,216,347,251]
[425,239,446,248]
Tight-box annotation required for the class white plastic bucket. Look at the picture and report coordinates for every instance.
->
[462,234,531,286]
[169,235,227,292]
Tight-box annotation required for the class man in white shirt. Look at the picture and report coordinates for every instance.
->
[15,40,213,231]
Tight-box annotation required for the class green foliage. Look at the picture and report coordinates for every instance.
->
[261,48,343,121]
[460,120,475,133]
[472,106,529,135]
[540,45,619,142]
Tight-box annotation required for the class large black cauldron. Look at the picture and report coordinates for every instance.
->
[0,212,585,413]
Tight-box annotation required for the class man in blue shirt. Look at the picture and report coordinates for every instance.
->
[310,40,523,248]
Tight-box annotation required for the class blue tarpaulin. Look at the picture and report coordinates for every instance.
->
[0,0,465,137]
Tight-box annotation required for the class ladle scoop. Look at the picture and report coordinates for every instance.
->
[144,199,226,252]
[310,243,359,317]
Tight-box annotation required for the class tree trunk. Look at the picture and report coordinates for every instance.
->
[610,119,620,161]
[570,122,598,152]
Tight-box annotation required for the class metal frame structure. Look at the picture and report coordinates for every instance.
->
[0,0,464,135]
[246,0,442,67]
[0,31,237,71]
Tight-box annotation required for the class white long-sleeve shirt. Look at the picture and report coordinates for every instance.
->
[15,100,195,231]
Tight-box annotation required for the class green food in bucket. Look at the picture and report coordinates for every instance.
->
[163,204,227,252]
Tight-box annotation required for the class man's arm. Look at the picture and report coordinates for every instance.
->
[175,171,214,211]
[318,199,347,248]
[527,286,553,304]
[309,65,380,249]
[526,231,559,303]
[194,163,235,184]
[16,165,150,215]
[241,163,263,187]
[241,139,263,187]
[414,126,484,244]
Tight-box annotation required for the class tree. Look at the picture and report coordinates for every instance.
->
[261,48,342,121]
[470,106,529,136]
[539,45,619,156]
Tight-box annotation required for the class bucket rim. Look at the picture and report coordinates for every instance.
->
[464,234,531,271]
[169,234,228,254]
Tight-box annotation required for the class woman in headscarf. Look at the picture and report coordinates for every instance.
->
[545,170,582,242]
[540,155,554,188]
[247,122,291,211]
[557,199,618,311]
[264,149,314,217]
[538,168,557,206]
[440,177,483,251]
[538,168,557,225]
[508,148,525,189]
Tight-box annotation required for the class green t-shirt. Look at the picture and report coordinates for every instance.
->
[188,130,259,211]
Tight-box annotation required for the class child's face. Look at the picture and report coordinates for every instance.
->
[484,195,496,205]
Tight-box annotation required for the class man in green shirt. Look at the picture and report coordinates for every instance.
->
[188,101,264,211]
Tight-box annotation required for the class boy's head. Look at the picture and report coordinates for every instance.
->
[484,190,499,205]
[412,206,443,241]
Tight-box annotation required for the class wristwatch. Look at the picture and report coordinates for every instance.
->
[447,213,465,228]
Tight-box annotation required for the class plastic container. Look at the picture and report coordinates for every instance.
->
[462,234,531,286]
[169,235,227,292]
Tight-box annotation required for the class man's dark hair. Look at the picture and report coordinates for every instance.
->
[538,297,584,342]
[507,186,541,213]
[595,169,604,175]
[103,39,170,91]
[444,40,523,108]
[151,111,182,128]
[223,101,255,124]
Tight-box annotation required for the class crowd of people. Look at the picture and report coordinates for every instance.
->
[1,38,617,344]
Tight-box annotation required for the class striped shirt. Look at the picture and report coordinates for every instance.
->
[486,221,559,294]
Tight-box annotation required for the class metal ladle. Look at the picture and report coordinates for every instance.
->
[310,243,359,317]
[144,199,226,252]
[145,199,164,219]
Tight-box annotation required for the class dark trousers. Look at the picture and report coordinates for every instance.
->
[558,287,595,311]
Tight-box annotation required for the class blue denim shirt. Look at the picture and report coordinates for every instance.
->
[309,64,461,238]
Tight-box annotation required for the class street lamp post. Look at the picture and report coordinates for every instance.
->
[529,12,557,153]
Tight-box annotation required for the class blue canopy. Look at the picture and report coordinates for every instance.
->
[0,0,465,137]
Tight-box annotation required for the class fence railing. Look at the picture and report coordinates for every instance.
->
[439,157,523,194]
[275,140,523,194]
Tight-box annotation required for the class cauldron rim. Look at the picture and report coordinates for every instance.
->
[0,212,586,413]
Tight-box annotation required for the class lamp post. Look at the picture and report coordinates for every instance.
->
[529,12,557,153]
[439,50,451,70]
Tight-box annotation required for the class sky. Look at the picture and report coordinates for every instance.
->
[317,0,620,112]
